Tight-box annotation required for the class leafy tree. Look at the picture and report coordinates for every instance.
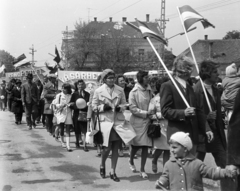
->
[0,50,15,72]
[223,30,240,40]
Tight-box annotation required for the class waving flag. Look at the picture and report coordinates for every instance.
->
[13,54,26,65]
[179,5,215,31]
[53,46,61,64]
[126,19,167,45]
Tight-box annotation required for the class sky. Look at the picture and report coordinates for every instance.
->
[0,0,240,67]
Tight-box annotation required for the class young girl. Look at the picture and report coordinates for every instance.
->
[155,132,237,191]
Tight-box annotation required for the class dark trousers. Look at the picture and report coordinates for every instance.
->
[42,114,46,125]
[7,98,12,111]
[25,102,38,126]
[37,99,45,122]
[0,100,5,111]
[15,113,23,122]
[45,114,54,134]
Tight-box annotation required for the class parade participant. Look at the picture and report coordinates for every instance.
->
[10,80,23,124]
[160,56,212,154]
[128,70,152,179]
[43,74,57,135]
[227,89,240,191]
[155,132,237,191]
[36,79,43,124]
[194,60,229,191]
[70,79,90,151]
[6,78,16,111]
[39,76,49,127]
[148,77,170,173]
[21,73,39,129]
[54,83,73,152]
[92,69,127,182]
[0,80,7,111]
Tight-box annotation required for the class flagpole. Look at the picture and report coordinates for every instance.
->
[177,6,212,112]
[146,37,190,108]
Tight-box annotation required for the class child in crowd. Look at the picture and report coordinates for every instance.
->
[155,132,238,191]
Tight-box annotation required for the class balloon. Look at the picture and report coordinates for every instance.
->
[0,95,4,99]
[76,98,87,109]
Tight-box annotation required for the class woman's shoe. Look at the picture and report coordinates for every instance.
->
[129,160,136,172]
[152,162,158,173]
[100,167,106,178]
[139,171,148,179]
[83,147,89,152]
[66,147,72,152]
[15,121,18,125]
[75,143,80,148]
[109,172,120,182]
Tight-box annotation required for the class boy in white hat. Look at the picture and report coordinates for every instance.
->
[155,132,238,191]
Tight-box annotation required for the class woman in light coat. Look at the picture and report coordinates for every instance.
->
[54,83,73,152]
[129,70,152,179]
[148,77,170,174]
[92,69,127,182]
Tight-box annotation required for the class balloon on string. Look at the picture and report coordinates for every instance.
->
[76,98,87,109]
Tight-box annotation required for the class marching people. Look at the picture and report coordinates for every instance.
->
[70,79,90,151]
[6,78,16,111]
[43,74,57,136]
[148,77,170,173]
[92,69,127,182]
[0,80,7,111]
[194,60,229,191]
[128,70,152,179]
[10,79,24,124]
[36,79,43,124]
[54,83,73,152]
[21,73,39,129]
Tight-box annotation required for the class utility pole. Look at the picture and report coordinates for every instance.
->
[65,26,68,68]
[29,44,37,66]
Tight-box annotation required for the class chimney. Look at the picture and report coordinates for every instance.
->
[109,17,112,22]
[209,42,214,58]
[122,17,127,22]
[146,14,150,22]
[94,17,97,22]
[204,35,208,40]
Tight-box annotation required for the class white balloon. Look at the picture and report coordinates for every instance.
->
[76,98,86,109]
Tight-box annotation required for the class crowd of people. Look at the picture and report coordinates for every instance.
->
[1,55,240,191]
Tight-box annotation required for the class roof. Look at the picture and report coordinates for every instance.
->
[178,39,240,64]
[86,21,163,38]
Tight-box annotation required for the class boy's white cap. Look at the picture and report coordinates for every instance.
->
[170,132,193,151]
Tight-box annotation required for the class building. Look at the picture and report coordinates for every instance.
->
[61,15,168,72]
[178,36,240,78]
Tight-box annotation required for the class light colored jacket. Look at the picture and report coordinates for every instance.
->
[92,84,127,147]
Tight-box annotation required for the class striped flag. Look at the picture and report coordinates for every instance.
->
[0,64,5,74]
[127,19,167,45]
[179,5,215,31]
[13,54,26,65]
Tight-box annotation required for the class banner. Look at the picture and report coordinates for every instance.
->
[58,71,102,92]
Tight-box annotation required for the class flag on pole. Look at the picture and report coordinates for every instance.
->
[127,19,167,45]
[53,46,61,64]
[179,5,215,31]
[13,54,26,65]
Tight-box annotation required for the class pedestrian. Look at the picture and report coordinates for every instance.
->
[92,69,127,182]
[70,79,90,151]
[54,83,73,152]
[36,79,43,124]
[160,56,212,154]
[43,74,57,136]
[128,70,152,179]
[10,80,23,124]
[40,76,49,128]
[148,76,170,173]
[155,132,237,191]
[0,80,7,111]
[6,78,16,111]
[21,73,39,129]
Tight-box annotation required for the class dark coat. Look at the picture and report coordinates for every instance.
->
[160,79,207,144]
[21,82,39,104]
[10,87,23,114]
[227,89,240,165]
[0,84,7,101]
[43,81,57,114]
[194,81,227,152]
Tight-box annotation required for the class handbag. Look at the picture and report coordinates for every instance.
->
[93,109,103,145]
[147,114,161,139]
[78,111,87,122]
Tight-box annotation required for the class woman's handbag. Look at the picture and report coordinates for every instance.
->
[93,109,103,145]
[147,114,161,139]
[78,111,87,122]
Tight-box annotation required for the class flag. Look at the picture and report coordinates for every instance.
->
[53,46,61,64]
[14,58,29,68]
[13,54,26,65]
[135,19,167,45]
[179,5,215,31]
[45,62,58,74]
[0,64,5,74]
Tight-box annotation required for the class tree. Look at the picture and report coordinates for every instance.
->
[0,50,15,72]
[223,30,240,40]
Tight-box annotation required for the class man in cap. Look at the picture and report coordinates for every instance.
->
[21,73,39,129]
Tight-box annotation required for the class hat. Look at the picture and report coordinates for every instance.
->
[16,79,22,84]
[170,132,193,151]
[26,73,33,79]
[48,74,57,78]
[101,69,115,80]
[226,63,237,76]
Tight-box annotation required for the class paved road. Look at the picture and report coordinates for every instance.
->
[0,111,220,191]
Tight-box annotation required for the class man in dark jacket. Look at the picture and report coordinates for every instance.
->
[36,79,43,123]
[6,78,16,111]
[11,80,23,124]
[0,80,7,111]
[160,56,213,152]
[21,73,39,129]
